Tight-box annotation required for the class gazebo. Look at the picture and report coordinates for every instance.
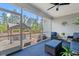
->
[7,23,31,44]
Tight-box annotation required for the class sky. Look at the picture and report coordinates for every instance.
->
[0,3,41,19]
[0,3,42,23]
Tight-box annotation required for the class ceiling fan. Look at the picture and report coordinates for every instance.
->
[47,3,70,11]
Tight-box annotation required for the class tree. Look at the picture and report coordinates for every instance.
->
[7,9,20,24]
[2,12,8,24]
[26,17,33,27]
[22,15,27,24]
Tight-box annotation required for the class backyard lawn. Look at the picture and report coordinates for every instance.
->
[0,24,7,33]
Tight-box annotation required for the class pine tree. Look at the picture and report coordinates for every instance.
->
[2,12,8,24]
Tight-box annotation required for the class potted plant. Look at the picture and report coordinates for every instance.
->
[60,46,71,56]
[74,16,79,25]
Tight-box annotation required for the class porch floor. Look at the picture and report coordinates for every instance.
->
[10,39,70,56]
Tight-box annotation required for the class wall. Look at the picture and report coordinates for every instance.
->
[52,13,79,36]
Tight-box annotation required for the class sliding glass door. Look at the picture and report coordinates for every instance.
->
[21,10,43,47]
[30,17,43,45]
[0,10,21,55]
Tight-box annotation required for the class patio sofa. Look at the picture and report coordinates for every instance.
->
[70,32,79,55]
[50,32,79,55]
[70,41,79,55]
[51,32,58,39]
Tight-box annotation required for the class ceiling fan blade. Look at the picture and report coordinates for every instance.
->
[47,5,56,10]
[60,3,70,5]
[50,3,59,5]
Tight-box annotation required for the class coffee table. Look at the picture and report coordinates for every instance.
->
[45,40,62,56]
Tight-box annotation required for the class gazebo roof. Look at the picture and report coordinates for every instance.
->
[8,23,30,29]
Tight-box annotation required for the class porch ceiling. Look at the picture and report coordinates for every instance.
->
[11,3,79,19]
[31,3,79,18]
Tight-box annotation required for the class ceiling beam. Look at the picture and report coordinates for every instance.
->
[11,3,53,19]
[0,8,20,15]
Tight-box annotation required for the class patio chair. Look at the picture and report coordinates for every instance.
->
[73,32,79,42]
[51,32,58,39]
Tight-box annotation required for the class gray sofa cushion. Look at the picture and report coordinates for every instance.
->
[73,33,79,39]
[70,41,79,54]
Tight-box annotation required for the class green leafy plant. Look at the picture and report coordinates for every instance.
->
[61,46,71,56]
[74,16,79,25]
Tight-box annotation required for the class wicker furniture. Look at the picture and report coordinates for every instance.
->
[45,40,62,56]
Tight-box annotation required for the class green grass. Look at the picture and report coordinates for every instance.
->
[0,24,7,33]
